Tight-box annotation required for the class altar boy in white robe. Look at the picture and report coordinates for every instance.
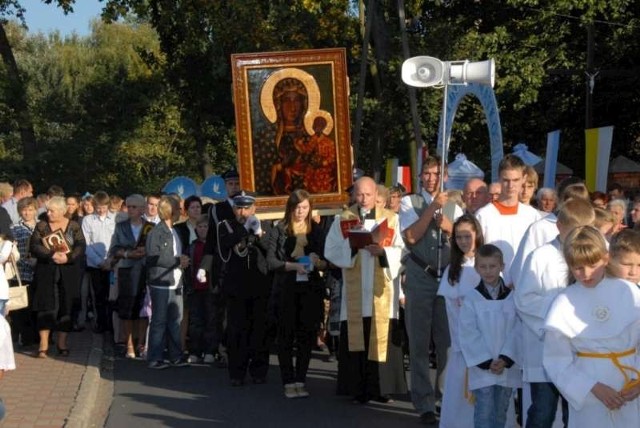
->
[544,226,640,428]
[460,244,521,428]
[515,198,595,428]
[325,176,405,403]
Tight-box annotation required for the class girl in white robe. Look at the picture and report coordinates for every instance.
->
[437,214,483,428]
[544,226,640,428]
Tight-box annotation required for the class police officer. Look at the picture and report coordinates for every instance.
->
[216,191,270,386]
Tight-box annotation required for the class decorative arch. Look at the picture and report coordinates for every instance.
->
[436,83,503,182]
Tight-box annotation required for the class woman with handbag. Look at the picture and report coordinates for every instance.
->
[6,197,38,344]
[30,196,86,358]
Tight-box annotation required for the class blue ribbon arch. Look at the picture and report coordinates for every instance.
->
[436,83,503,183]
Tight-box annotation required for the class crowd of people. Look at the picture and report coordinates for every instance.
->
[1,155,640,427]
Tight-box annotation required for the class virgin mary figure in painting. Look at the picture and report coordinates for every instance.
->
[253,68,337,196]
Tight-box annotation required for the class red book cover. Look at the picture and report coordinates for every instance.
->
[347,218,389,249]
[339,218,360,239]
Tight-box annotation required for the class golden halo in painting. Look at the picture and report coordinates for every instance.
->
[304,109,334,136]
[260,68,321,124]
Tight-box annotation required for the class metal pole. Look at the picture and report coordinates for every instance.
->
[436,83,448,280]
[585,23,594,129]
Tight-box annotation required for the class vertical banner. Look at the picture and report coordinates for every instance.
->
[543,130,561,188]
[585,126,614,192]
[385,158,399,187]
[397,165,412,193]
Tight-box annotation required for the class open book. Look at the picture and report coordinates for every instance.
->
[347,218,389,250]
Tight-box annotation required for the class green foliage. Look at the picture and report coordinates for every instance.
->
[2,0,640,193]
[0,19,200,194]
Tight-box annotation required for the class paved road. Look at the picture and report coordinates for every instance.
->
[105,350,424,427]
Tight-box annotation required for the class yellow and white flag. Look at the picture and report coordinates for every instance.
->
[585,126,613,192]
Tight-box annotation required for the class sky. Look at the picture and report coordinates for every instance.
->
[21,0,104,37]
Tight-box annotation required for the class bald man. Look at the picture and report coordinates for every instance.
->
[325,176,406,404]
[463,177,489,214]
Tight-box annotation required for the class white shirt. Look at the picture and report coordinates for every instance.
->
[82,212,117,268]
[399,189,463,232]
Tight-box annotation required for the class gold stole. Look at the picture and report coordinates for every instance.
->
[340,205,396,362]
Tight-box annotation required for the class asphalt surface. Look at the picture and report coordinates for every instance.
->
[105,351,423,428]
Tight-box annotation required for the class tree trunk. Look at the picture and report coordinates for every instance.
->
[351,0,374,169]
[397,0,423,192]
[0,21,38,160]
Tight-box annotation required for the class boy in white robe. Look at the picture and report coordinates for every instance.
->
[515,198,595,427]
[510,182,591,285]
[607,228,640,286]
[460,244,521,428]
[543,226,640,428]
[475,154,541,287]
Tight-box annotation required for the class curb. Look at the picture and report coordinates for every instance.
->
[65,333,106,428]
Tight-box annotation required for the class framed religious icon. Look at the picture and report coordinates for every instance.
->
[231,48,353,211]
[42,229,71,254]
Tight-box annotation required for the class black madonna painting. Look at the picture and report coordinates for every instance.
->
[231,48,352,210]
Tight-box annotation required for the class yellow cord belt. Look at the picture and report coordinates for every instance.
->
[576,348,640,393]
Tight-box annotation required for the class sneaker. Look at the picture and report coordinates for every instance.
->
[294,382,309,398]
[148,360,169,370]
[188,354,201,363]
[327,353,336,363]
[284,383,298,399]
[203,353,215,364]
[170,357,191,367]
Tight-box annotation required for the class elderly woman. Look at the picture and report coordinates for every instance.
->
[608,198,628,235]
[536,187,558,214]
[109,194,153,358]
[145,196,190,369]
[30,196,85,358]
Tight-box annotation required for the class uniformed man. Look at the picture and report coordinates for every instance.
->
[215,191,270,386]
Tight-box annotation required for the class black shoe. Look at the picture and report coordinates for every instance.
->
[252,377,266,384]
[230,379,244,387]
[372,395,394,403]
[169,357,190,367]
[420,411,437,425]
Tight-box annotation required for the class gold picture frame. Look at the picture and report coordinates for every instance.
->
[231,48,352,211]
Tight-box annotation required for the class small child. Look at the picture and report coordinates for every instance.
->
[543,226,640,427]
[187,215,216,363]
[608,228,640,285]
[437,214,484,428]
[460,244,520,428]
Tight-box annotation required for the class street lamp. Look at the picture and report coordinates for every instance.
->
[401,56,495,277]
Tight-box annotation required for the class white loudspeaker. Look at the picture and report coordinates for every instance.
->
[448,58,495,87]
[401,56,444,87]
